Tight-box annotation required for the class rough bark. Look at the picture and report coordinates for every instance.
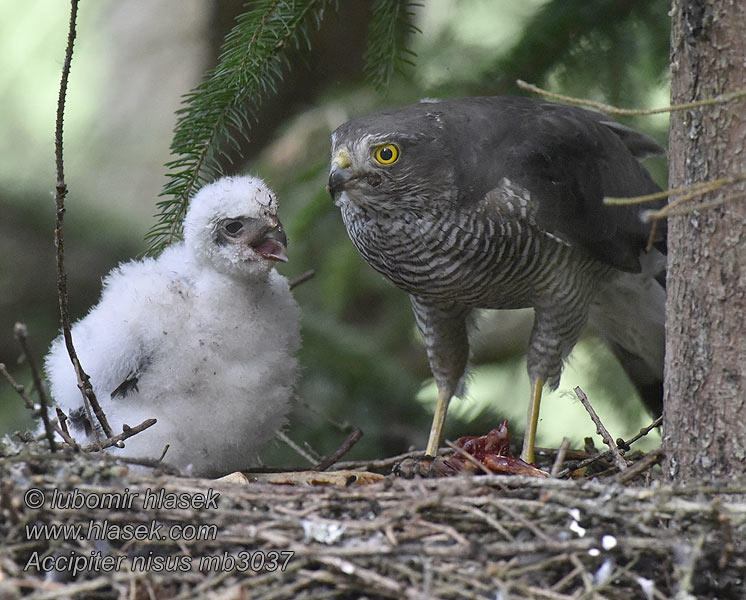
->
[664,0,746,480]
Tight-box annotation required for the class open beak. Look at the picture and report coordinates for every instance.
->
[249,222,288,263]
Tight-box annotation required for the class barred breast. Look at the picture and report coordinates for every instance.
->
[339,189,611,314]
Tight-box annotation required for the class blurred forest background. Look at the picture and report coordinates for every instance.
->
[0,0,670,466]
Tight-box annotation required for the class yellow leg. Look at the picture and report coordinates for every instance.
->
[425,388,452,456]
[520,377,544,464]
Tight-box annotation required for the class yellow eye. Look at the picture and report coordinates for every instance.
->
[372,143,400,165]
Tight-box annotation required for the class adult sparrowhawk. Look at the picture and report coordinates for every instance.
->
[328,96,666,464]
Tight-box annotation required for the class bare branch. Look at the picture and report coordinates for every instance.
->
[0,363,38,414]
[79,419,157,452]
[53,0,112,440]
[517,79,746,116]
[574,386,628,472]
[616,448,664,484]
[625,415,663,447]
[275,430,319,465]
[315,427,364,471]
[52,415,81,450]
[13,323,57,452]
[550,437,570,478]
[289,269,316,289]
[604,172,746,209]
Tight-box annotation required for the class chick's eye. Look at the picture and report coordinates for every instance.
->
[373,143,400,165]
[223,221,243,235]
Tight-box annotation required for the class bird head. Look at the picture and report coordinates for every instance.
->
[328,103,460,212]
[184,176,288,278]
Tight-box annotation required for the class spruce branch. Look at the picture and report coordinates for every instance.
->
[364,0,422,90]
[145,0,331,256]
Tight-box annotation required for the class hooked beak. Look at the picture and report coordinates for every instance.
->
[248,221,288,263]
[328,148,353,198]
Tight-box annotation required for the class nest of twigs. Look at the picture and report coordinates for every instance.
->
[1,434,744,600]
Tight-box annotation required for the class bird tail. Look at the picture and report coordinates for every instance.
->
[588,250,666,416]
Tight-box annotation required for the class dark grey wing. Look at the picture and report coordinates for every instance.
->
[444,96,666,272]
[513,109,665,271]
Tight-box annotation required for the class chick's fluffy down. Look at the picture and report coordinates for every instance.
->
[44,176,301,476]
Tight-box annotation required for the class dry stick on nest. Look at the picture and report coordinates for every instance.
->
[550,437,570,478]
[0,363,75,451]
[556,415,663,479]
[315,427,364,471]
[56,407,70,437]
[53,0,112,444]
[334,447,450,472]
[14,323,57,451]
[27,418,159,455]
[615,448,664,484]
[52,418,80,451]
[574,386,628,472]
[97,452,181,476]
[712,497,736,570]
[78,419,158,452]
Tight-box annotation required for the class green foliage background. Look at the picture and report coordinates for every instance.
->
[0,0,669,465]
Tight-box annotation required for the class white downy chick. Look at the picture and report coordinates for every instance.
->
[44,176,301,476]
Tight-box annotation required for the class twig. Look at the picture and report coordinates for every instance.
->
[491,498,554,544]
[315,427,364,471]
[0,367,79,451]
[574,387,627,472]
[615,448,664,484]
[0,363,36,412]
[334,447,450,472]
[289,269,316,289]
[568,553,594,594]
[52,416,80,451]
[317,556,403,597]
[13,323,51,409]
[275,430,319,466]
[606,172,746,209]
[293,393,357,435]
[551,437,570,478]
[624,415,663,448]
[53,0,112,442]
[56,407,71,440]
[674,534,705,599]
[556,415,662,479]
[158,444,170,462]
[713,497,735,570]
[79,419,157,452]
[649,191,745,219]
[517,79,746,116]
[96,452,181,476]
[13,323,56,452]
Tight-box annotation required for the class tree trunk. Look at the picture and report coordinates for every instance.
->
[664,0,746,480]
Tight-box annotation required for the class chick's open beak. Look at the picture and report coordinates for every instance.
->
[248,222,288,263]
